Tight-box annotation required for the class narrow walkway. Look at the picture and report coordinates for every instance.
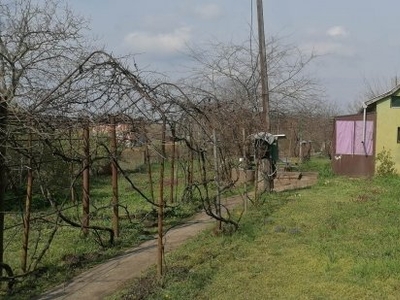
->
[37,172,318,300]
[37,195,244,300]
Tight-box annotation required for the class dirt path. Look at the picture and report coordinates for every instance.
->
[36,195,245,300]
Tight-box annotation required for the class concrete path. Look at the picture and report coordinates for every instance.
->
[37,196,244,300]
[36,172,318,300]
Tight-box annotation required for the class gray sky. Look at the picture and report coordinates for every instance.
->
[68,0,400,109]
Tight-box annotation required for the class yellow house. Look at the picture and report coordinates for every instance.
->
[332,85,400,176]
[364,85,400,173]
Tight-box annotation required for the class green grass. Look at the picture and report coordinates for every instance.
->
[1,157,206,299]
[115,172,400,299]
[299,156,334,177]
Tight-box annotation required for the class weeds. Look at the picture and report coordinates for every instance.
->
[376,147,397,176]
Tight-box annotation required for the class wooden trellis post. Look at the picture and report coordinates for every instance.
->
[188,132,194,187]
[146,144,155,202]
[157,117,166,278]
[21,127,33,272]
[110,115,119,238]
[82,123,90,236]
[0,105,7,277]
[69,127,76,204]
[169,138,175,204]
[213,129,222,231]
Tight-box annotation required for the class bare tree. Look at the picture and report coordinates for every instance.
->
[184,37,322,114]
[180,37,324,168]
[347,76,399,114]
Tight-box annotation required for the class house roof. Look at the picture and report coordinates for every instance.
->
[364,84,400,107]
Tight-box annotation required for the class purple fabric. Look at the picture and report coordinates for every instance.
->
[336,121,354,155]
[354,121,373,155]
[336,120,374,156]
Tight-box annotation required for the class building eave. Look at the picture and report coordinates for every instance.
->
[363,84,400,107]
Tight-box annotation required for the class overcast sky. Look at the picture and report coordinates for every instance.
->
[68,0,400,110]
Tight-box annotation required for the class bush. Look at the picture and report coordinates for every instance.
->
[376,148,397,176]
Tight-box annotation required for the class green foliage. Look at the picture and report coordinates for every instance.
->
[318,161,335,179]
[301,157,333,173]
[300,157,334,179]
[376,148,397,176]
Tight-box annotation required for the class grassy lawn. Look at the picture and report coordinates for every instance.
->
[116,164,400,299]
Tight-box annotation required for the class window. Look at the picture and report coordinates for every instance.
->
[398,127,400,143]
[391,96,400,108]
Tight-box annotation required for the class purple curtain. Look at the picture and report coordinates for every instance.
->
[336,120,374,156]
[354,121,373,155]
[336,121,354,155]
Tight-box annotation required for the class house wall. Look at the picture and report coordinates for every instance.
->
[375,92,400,173]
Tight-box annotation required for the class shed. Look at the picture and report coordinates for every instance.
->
[333,84,400,176]
[332,113,376,176]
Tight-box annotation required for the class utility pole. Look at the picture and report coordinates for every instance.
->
[256,0,273,192]
[256,0,270,131]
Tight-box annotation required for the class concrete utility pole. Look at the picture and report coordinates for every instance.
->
[256,0,270,131]
[256,0,273,193]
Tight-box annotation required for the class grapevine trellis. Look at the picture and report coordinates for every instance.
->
[1,50,260,289]
[0,2,332,296]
